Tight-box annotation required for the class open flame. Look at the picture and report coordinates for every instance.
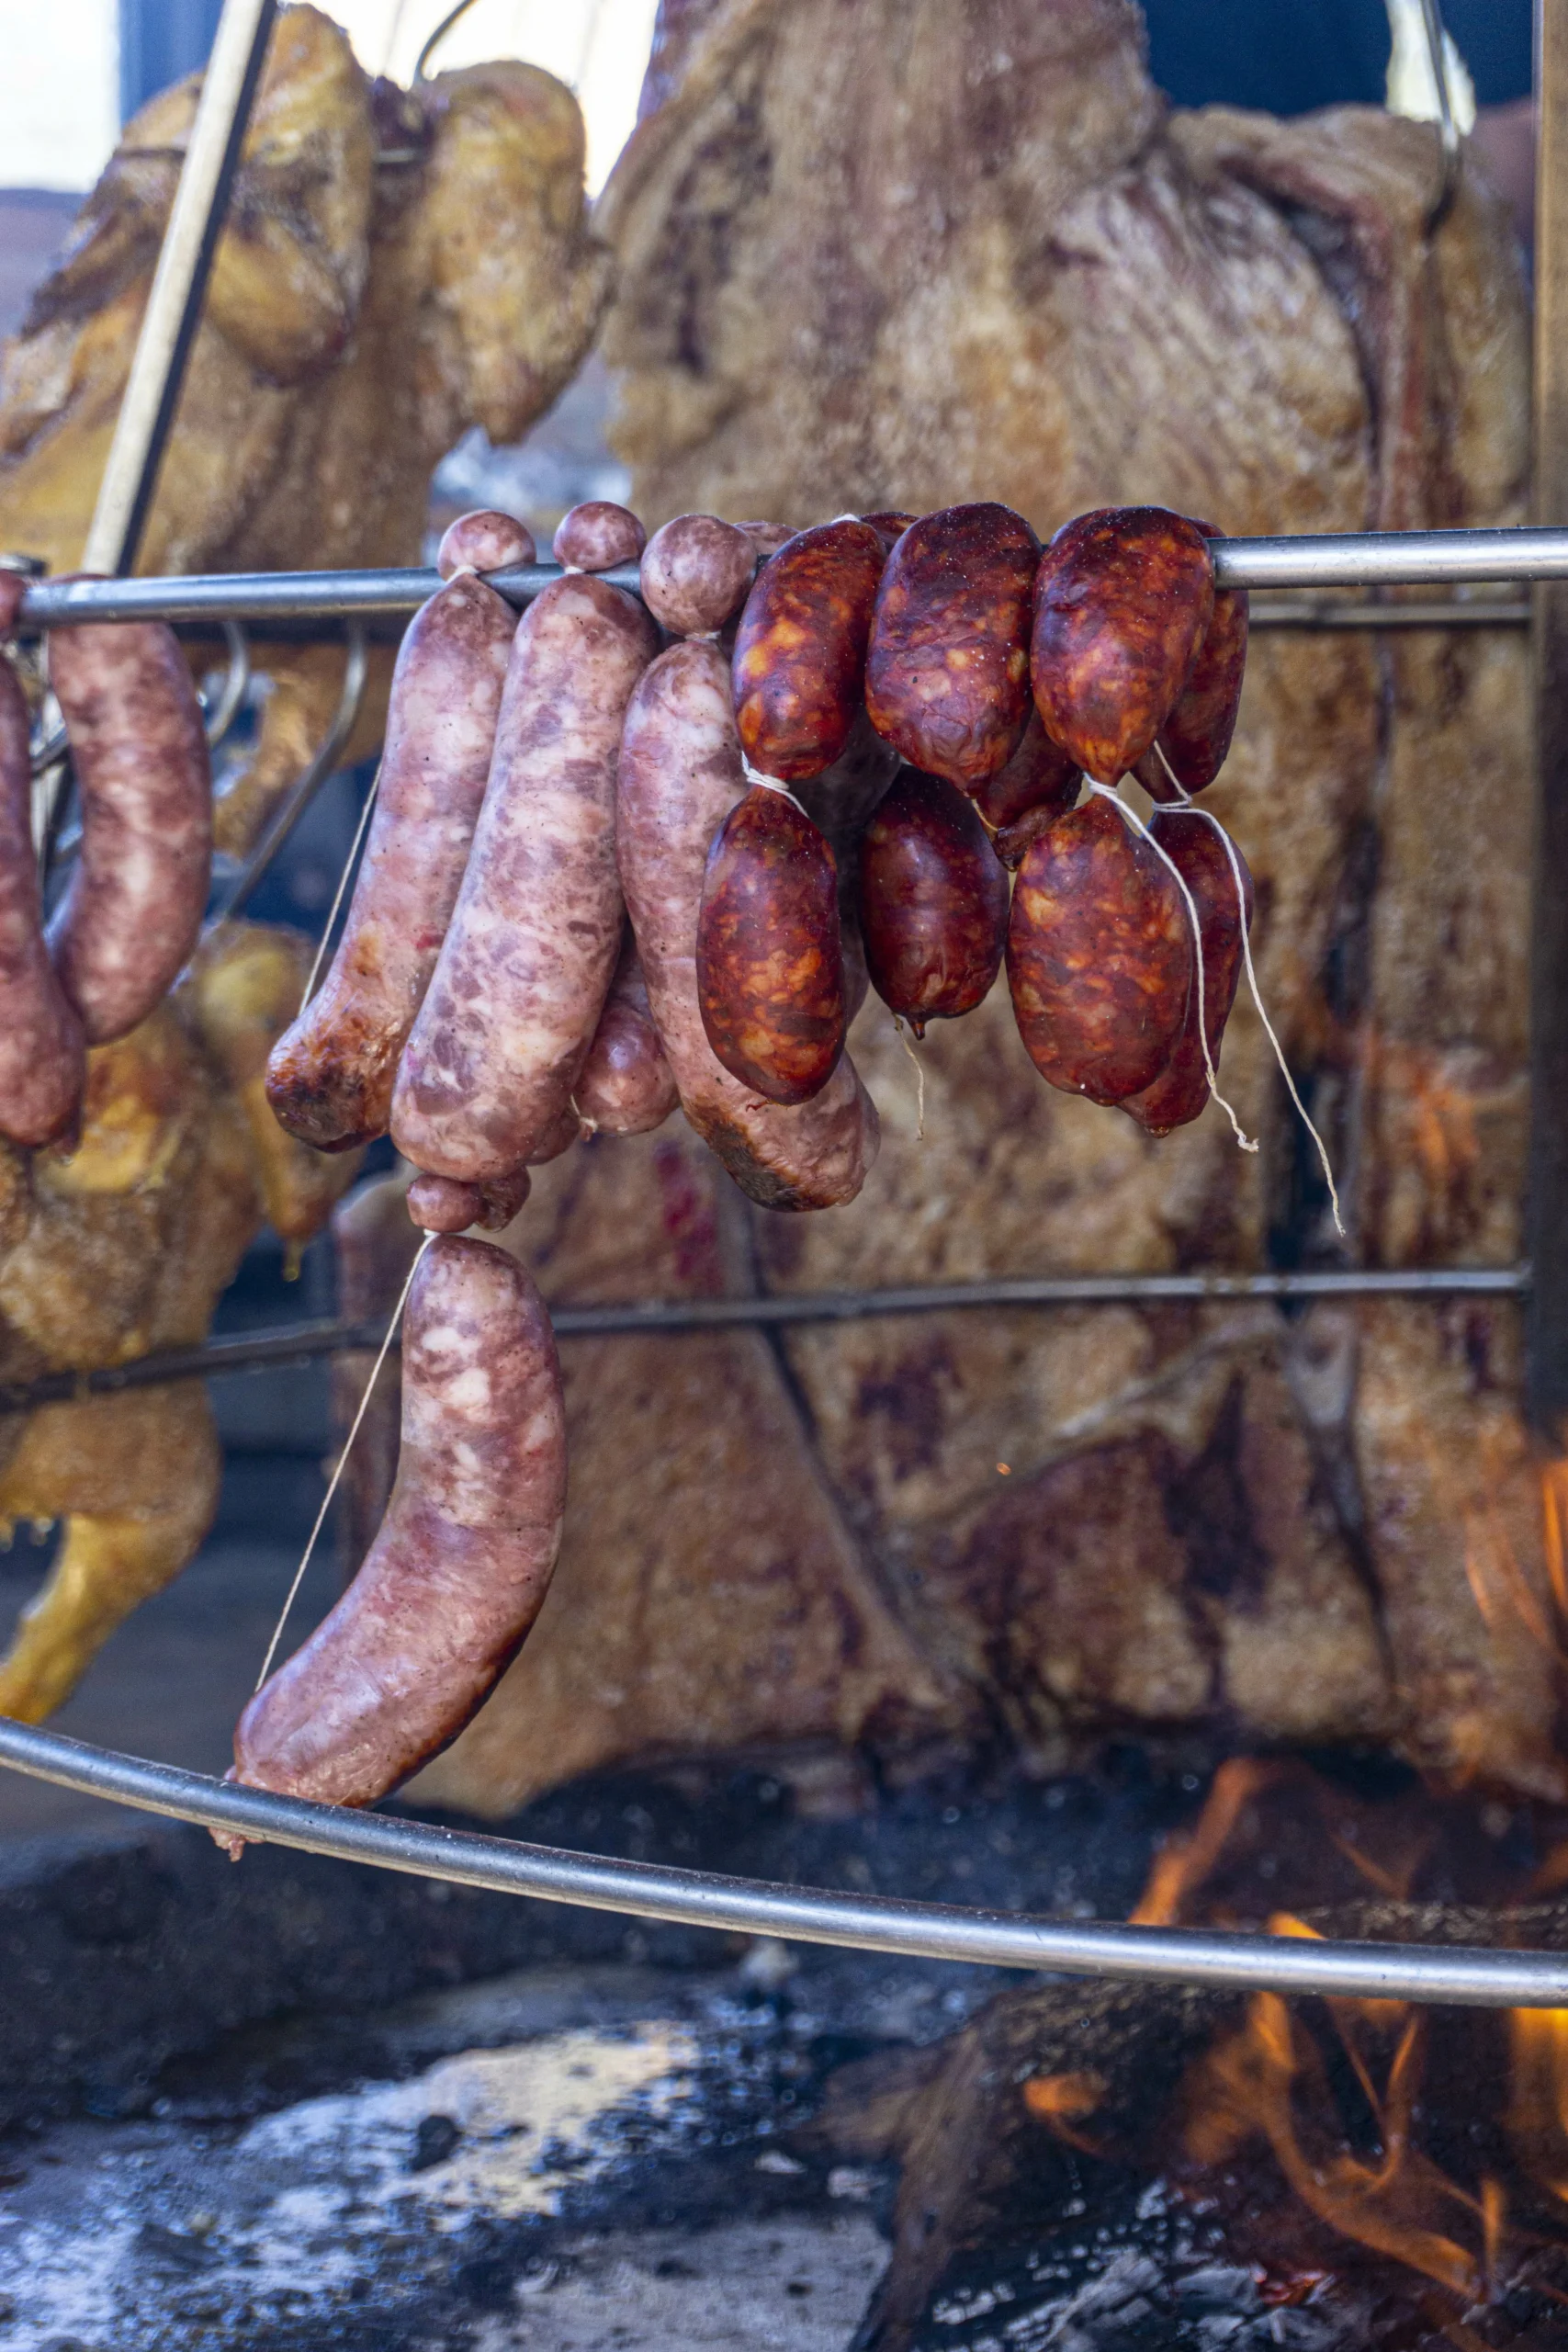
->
[1117,1748,1568,2312]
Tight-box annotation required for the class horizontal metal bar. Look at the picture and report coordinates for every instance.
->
[0,1718,1559,2007]
[12,530,1568,633]
[1248,597,1531,630]
[0,1267,1526,1414]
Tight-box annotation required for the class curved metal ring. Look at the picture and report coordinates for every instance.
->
[203,618,252,749]
[0,1717,1562,2008]
[212,621,371,922]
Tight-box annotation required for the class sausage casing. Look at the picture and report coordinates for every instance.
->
[640,514,756,637]
[973,707,1080,838]
[697,786,845,1103]
[1120,810,1254,1135]
[407,1168,531,1232]
[1006,797,1190,1104]
[265,575,517,1152]
[863,502,1039,789]
[731,519,886,783]
[391,574,659,1182]
[47,614,212,1044]
[0,653,83,1144]
[576,931,678,1136]
[859,510,919,556]
[858,766,1008,1034]
[554,502,647,572]
[1139,516,1248,798]
[617,638,878,1209]
[1031,506,1214,786]
[231,1236,567,1809]
[436,509,536,578]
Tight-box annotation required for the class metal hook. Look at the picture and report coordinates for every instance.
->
[1417,0,1463,231]
[211,622,371,923]
[412,0,482,85]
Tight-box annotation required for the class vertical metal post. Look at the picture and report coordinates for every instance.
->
[82,0,276,578]
[1529,0,1568,1436]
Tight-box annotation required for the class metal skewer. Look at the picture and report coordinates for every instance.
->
[0,1717,1561,2010]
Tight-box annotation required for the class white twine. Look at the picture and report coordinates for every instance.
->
[1150,745,1345,1237]
[253,1231,434,1693]
[298,760,383,1015]
[741,757,810,814]
[891,1013,926,1139]
[1084,780,1256,1155]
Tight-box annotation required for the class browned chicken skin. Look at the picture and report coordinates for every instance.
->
[0,5,614,855]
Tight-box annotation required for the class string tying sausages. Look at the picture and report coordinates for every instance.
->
[1146,745,1346,1237]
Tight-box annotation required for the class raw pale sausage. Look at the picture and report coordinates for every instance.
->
[230,1235,566,1811]
[407,1167,532,1232]
[640,514,756,638]
[391,574,658,1182]
[576,931,678,1136]
[265,574,517,1151]
[0,651,83,1143]
[554,502,646,572]
[617,638,878,1210]
[48,607,212,1043]
[436,509,536,578]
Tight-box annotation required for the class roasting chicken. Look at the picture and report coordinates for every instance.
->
[405,0,1551,1814]
[0,3,613,854]
[0,923,359,1723]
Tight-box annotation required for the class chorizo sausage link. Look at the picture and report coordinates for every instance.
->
[697,785,845,1103]
[1006,796,1191,1104]
[731,518,886,783]
[859,766,1009,1034]
[617,638,878,1211]
[1120,807,1253,1135]
[1139,515,1248,799]
[864,502,1040,790]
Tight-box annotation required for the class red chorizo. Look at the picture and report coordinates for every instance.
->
[231,1236,566,1810]
[859,511,919,556]
[553,501,647,572]
[265,575,517,1152]
[1031,507,1214,786]
[697,785,845,1103]
[0,651,83,1144]
[576,930,678,1136]
[391,574,658,1183]
[858,766,1009,1034]
[617,638,878,1210]
[407,1167,531,1232]
[974,707,1080,838]
[640,514,756,638]
[732,519,886,784]
[863,502,1039,790]
[436,509,536,578]
[1137,517,1248,800]
[1006,796,1190,1104]
[1120,808,1253,1136]
[47,608,212,1044]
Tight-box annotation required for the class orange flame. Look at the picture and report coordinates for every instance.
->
[1505,2009,1568,2205]
[1180,1990,1483,2301]
[1131,1758,1282,1927]
[1023,2068,1109,2156]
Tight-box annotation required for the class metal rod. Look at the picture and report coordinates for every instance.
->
[0,1718,1560,2007]
[82,0,276,577]
[0,1267,1525,1414]
[1248,598,1529,630]
[20,536,1568,636]
[1529,0,1568,1440]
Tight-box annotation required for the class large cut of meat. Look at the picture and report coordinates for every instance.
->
[0,4,613,855]
[397,0,1552,1812]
